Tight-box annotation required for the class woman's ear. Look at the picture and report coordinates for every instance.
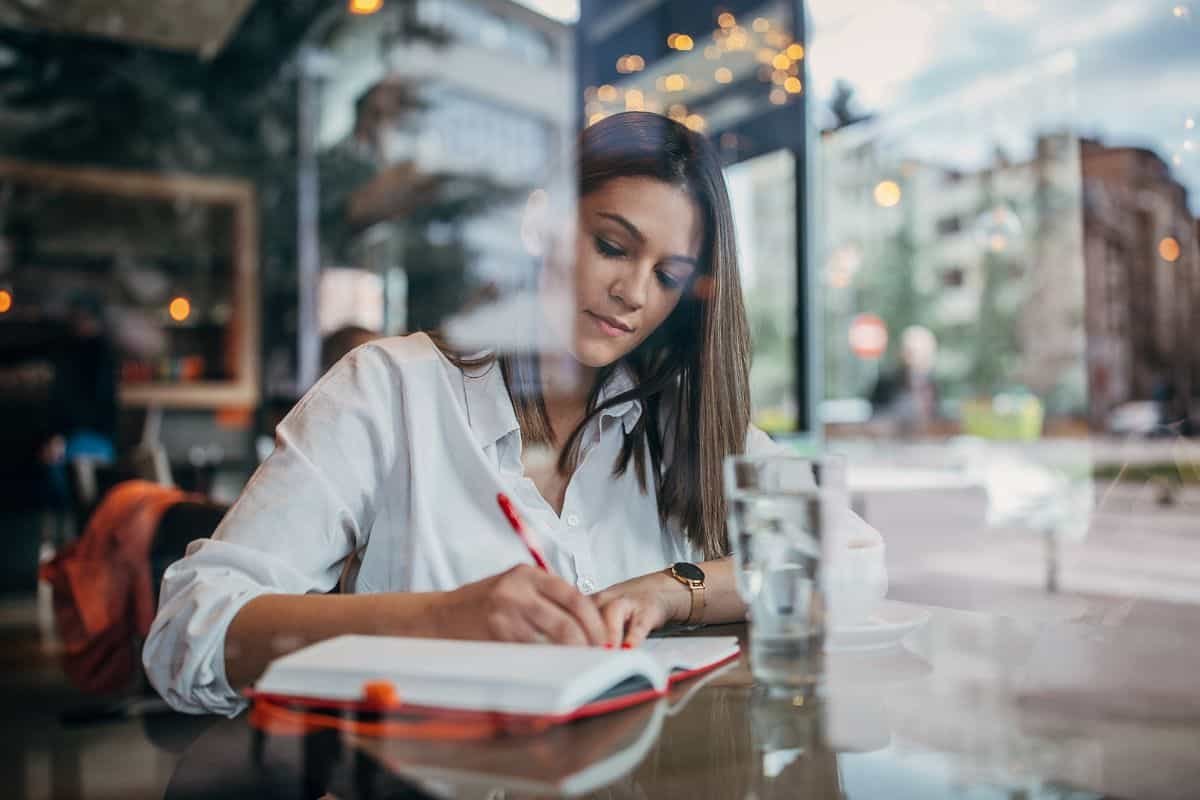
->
[520,188,550,257]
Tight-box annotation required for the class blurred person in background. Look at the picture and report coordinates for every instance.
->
[41,293,119,522]
[869,324,940,436]
[145,112,881,715]
[320,324,380,375]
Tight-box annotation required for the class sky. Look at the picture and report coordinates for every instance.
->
[807,0,1200,212]
[516,0,1199,213]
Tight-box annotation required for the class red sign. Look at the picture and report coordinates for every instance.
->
[848,313,888,360]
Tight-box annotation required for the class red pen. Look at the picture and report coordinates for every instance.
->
[497,493,551,572]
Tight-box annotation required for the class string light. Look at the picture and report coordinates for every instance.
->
[664,74,688,92]
[616,55,645,73]
[873,180,902,208]
[784,76,803,94]
[717,12,736,28]
[348,0,383,14]
[772,53,791,70]
[597,84,618,103]
[714,67,733,83]
[168,296,192,322]
[786,43,805,60]
[670,33,694,50]
[1159,237,1181,262]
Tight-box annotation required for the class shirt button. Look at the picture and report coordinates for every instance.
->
[579,578,595,593]
[566,513,581,527]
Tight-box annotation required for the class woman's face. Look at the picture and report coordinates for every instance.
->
[554,176,702,369]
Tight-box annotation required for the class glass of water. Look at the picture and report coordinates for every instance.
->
[725,455,831,689]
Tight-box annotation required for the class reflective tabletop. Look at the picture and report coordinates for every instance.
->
[167,605,1200,800]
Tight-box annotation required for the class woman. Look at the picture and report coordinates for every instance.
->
[144,112,879,716]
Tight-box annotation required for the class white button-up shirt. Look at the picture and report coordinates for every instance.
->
[144,333,877,715]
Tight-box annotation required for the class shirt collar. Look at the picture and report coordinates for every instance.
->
[597,362,642,435]
[461,361,519,450]
[461,359,643,448]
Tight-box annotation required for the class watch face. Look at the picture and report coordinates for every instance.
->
[674,562,705,582]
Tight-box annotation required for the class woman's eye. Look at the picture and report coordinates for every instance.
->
[594,236,625,258]
[656,271,682,289]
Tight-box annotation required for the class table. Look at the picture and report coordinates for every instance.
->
[166,606,1200,800]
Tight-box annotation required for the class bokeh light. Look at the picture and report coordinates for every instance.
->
[772,53,791,70]
[664,74,687,92]
[168,296,192,322]
[597,84,617,102]
[684,113,706,132]
[786,43,805,60]
[752,17,771,33]
[670,33,694,51]
[873,180,902,207]
[616,54,645,73]
[784,76,802,94]
[0,289,11,314]
[717,12,736,28]
[624,88,644,111]
[1159,236,1181,262]
[714,67,733,84]
[348,0,383,15]
[769,88,787,105]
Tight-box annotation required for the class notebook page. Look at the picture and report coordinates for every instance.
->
[255,635,669,715]
[641,636,740,675]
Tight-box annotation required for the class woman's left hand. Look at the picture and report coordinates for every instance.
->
[591,571,688,648]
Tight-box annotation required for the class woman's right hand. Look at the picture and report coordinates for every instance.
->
[432,564,611,647]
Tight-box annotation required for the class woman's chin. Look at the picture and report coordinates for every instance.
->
[570,337,625,369]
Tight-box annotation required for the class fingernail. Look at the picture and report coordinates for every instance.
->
[603,643,614,649]
[621,642,633,650]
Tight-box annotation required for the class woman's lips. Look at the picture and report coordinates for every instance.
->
[585,310,633,337]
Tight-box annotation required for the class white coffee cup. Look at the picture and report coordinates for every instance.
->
[823,536,888,628]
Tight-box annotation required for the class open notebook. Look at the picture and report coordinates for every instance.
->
[248,634,740,721]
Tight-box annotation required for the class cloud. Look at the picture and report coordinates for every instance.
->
[809,0,1200,211]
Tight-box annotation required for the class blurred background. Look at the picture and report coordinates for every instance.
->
[0,0,1196,797]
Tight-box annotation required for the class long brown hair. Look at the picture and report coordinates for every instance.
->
[438,112,750,559]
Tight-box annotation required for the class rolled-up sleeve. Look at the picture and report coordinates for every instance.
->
[142,343,404,715]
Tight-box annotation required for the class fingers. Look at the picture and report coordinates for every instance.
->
[489,565,607,647]
[599,596,635,648]
[531,570,610,647]
[486,607,541,644]
[622,607,657,648]
[524,599,593,647]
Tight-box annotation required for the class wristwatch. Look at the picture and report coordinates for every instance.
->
[665,562,706,626]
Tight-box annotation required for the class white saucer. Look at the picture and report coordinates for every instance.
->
[826,601,931,652]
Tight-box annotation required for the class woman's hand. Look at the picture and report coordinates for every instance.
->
[591,571,690,648]
[433,564,610,647]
